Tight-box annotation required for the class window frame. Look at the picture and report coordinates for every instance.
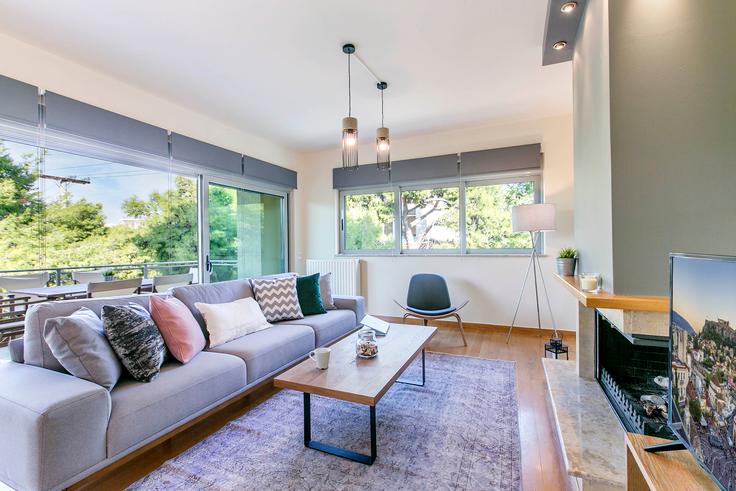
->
[338,170,543,256]
[339,186,399,255]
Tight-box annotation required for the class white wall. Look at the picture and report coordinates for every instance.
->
[295,114,578,331]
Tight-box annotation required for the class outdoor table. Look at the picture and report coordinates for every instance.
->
[9,278,154,300]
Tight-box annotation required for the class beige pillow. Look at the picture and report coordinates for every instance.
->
[195,297,271,348]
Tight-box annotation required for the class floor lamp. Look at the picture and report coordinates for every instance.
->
[505,203,560,344]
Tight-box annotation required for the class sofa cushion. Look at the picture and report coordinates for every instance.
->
[44,307,123,390]
[320,273,336,310]
[149,295,206,363]
[278,310,357,347]
[296,273,326,316]
[250,275,303,322]
[103,304,167,383]
[172,280,253,335]
[107,351,246,457]
[24,294,153,373]
[209,324,314,383]
[195,297,271,348]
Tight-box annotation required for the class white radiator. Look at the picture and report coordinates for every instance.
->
[306,259,361,296]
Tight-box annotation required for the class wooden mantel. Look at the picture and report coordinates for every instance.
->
[554,274,669,313]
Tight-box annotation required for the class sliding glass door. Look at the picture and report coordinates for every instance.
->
[203,178,287,283]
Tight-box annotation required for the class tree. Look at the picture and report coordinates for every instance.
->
[689,399,702,421]
[0,143,40,220]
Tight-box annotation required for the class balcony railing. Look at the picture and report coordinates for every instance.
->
[0,260,238,286]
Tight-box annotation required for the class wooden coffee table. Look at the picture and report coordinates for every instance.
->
[273,324,437,465]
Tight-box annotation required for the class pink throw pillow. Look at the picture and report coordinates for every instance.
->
[150,296,205,364]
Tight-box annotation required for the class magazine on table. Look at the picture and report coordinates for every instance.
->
[361,314,390,336]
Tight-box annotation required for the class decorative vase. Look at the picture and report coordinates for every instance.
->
[556,257,577,276]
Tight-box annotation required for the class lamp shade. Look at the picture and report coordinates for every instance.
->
[511,203,556,232]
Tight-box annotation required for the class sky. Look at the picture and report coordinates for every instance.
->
[672,255,736,332]
[3,139,192,225]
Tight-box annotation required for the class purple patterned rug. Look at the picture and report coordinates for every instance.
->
[129,352,521,490]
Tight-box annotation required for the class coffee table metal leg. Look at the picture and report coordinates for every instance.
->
[396,348,425,386]
[303,392,377,465]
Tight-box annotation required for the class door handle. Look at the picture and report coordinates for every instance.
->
[205,255,213,273]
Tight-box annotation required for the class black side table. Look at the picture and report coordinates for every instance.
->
[544,342,569,360]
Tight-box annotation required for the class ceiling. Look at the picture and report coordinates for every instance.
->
[0,0,572,151]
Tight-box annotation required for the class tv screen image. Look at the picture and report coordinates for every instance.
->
[671,254,736,489]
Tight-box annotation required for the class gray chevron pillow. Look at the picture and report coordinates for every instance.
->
[250,275,304,322]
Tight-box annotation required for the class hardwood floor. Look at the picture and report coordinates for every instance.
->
[73,325,576,490]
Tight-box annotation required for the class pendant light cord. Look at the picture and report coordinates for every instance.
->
[381,89,384,127]
[347,54,352,117]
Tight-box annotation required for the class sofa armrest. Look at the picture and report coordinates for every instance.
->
[0,361,111,491]
[333,295,365,326]
[9,337,24,363]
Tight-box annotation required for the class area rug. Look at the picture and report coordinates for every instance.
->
[129,352,521,490]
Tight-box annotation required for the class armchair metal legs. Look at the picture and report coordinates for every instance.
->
[400,313,468,347]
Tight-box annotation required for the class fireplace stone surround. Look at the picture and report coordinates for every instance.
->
[545,274,669,490]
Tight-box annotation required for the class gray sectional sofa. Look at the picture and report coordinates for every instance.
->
[0,278,364,491]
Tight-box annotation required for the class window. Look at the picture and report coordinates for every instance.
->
[207,183,286,282]
[400,186,459,251]
[465,179,536,252]
[339,173,541,255]
[341,191,395,251]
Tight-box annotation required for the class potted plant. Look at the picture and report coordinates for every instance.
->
[557,247,578,276]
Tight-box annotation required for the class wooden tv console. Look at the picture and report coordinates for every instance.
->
[625,432,719,490]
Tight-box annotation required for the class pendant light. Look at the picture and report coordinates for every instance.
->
[376,81,390,170]
[341,43,358,170]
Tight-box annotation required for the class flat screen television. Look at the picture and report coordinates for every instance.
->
[659,253,736,489]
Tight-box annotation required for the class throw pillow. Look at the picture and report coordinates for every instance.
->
[194,297,271,348]
[320,273,336,310]
[43,307,123,390]
[102,303,167,382]
[296,273,326,315]
[250,275,304,322]
[149,296,206,363]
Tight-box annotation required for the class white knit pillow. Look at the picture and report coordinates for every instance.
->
[250,275,304,322]
[195,297,271,348]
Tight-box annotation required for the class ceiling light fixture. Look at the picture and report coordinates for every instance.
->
[560,1,577,13]
[376,82,390,171]
[341,43,358,170]
[553,41,568,50]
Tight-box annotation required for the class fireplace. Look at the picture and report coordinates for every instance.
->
[595,311,675,439]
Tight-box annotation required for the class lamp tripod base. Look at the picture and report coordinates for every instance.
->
[506,231,558,344]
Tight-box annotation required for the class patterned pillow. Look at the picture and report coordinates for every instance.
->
[102,303,167,382]
[250,275,304,322]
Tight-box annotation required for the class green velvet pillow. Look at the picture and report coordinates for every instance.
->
[296,273,326,316]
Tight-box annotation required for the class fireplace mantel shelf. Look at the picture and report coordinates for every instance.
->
[554,274,668,312]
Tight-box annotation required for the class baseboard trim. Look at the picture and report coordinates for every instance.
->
[376,315,576,339]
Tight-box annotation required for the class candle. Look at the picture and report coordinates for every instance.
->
[580,274,600,291]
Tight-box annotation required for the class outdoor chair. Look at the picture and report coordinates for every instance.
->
[152,273,193,293]
[87,278,142,298]
[72,270,106,284]
[0,272,50,292]
[394,273,469,346]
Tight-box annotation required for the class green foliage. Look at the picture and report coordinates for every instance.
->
[0,144,40,220]
[558,247,578,259]
[688,399,702,421]
[402,187,459,249]
[465,182,533,250]
[344,192,394,250]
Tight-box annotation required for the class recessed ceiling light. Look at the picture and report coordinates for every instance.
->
[561,1,577,13]
[553,41,567,50]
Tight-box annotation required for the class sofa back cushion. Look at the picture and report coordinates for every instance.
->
[24,294,152,372]
[171,280,253,338]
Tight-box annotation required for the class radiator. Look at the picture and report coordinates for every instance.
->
[306,259,361,296]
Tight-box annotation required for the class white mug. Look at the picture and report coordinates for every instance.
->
[309,347,331,370]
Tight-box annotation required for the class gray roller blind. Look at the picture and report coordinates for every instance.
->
[45,92,168,157]
[333,164,390,189]
[460,143,541,176]
[0,75,39,125]
[244,155,297,189]
[171,132,242,174]
[390,154,459,184]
